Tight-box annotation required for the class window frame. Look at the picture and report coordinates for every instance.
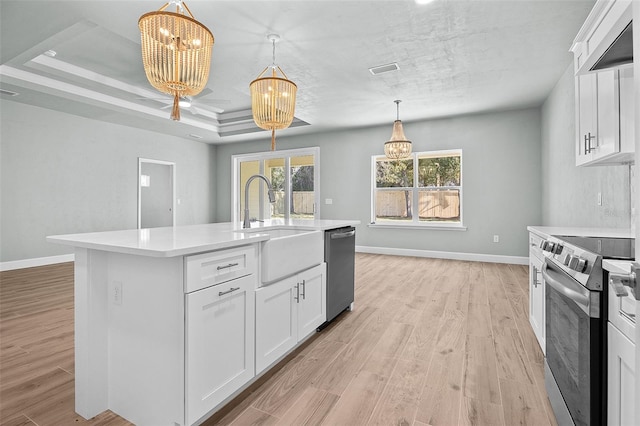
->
[370,149,466,230]
[232,147,320,223]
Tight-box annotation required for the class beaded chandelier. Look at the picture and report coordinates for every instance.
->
[250,34,297,151]
[139,0,214,121]
[384,100,412,160]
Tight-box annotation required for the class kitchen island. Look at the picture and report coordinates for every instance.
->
[47,219,358,426]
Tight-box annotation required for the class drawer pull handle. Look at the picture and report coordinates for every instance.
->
[584,133,595,154]
[217,262,239,271]
[218,287,240,297]
[300,279,306,300]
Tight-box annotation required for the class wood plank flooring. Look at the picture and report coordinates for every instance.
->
[0,255,558,426]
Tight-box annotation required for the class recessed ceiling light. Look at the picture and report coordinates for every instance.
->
[369,63,400,75]
[415,0,435,4]
[44,50,57,57]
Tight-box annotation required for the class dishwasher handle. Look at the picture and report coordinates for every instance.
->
[330,229,355,239]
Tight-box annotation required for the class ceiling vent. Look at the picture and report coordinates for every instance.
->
[369,62,400,75]
[0,89,19,97]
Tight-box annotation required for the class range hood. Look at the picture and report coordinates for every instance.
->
[591,22,633,70]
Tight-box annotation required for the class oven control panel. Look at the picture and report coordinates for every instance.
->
[540,236,603,290]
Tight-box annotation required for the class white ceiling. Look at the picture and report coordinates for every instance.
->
[0,0,595,145]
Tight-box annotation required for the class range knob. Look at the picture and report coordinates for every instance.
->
[540,241,556,252]
[568,255,587,272]
[553,244,564,255]
[562,253,572,266]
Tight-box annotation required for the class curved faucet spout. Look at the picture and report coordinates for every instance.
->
[244,174,276,229]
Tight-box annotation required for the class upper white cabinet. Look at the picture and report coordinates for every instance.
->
[574,68,634,166]
[570,0,632,75]
[255,263,326,374]
[571,0,634,167]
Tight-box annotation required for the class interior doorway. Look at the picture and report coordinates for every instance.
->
[138,158,175,229]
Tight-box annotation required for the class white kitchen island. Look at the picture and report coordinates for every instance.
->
[47,220,358,425]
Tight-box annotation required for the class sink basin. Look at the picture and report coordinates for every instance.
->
[237,227,323,283]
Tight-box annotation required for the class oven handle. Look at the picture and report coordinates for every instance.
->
[542,262,596,318]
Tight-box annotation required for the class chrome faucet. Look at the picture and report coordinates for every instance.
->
[243,174,276,229]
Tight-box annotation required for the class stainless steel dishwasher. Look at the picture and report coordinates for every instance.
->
[320,226,356,328]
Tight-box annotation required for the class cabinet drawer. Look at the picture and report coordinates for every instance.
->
[608,281,636,343]
[529,232,545,263]
[185,245,257,293]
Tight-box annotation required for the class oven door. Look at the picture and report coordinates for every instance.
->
[543,260,605,426]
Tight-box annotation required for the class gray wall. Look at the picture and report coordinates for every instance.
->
[216,108,543,258]
[1,100,216,262]
[541,64,631,227]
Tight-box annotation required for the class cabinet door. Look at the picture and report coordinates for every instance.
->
[529,259,545,353]
[594,69,620,160]
[607,323,637,426]
[185,275,255,425]
[298,263,327,339]
[255,276,298,374]
[576,73,597,166]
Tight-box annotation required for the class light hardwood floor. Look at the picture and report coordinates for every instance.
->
[0,254,557,426]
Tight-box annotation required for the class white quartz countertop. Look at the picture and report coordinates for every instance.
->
[47,219,360,258]
[527,226,634,239]
[603,259,633,274]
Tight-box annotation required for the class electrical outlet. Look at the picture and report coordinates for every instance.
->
[597,192,602,206]
[325,198,333,205]
[493,235,500,243]
[113,281,122,305]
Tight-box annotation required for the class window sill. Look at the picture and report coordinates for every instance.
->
[368,222,467,231]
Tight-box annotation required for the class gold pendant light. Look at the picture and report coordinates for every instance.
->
[139,0,214,121]
[384,100,412,159]
[250,34,297,151]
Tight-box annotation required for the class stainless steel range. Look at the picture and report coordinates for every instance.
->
[539,235,634,426]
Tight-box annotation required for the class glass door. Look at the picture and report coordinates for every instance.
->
[290,155,315,220]
[233,148,320,224]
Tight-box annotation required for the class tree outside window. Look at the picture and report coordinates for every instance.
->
[373,150,462,226]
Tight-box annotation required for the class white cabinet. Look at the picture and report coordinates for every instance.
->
[184,245,257,293]
[574,68,634,167]
[255,263,326,373]
[571,0,634,167]
[570,0,632,74]
[607,280,637,426]
[185,275,255,425]
[528,231,545,353]
[184,245,258,425]
[608,323,636,426]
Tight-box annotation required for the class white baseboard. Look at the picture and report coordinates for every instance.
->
[355,245,528,265]
[1,254,75,272]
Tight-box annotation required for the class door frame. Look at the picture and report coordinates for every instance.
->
[137,158,176,229]
[633,2,640,421]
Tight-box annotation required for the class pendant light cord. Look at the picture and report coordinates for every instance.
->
[395,100,401,121]
[272,39,276,66]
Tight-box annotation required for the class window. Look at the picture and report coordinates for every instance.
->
[371,149,463,228]
[233,147,320,223]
